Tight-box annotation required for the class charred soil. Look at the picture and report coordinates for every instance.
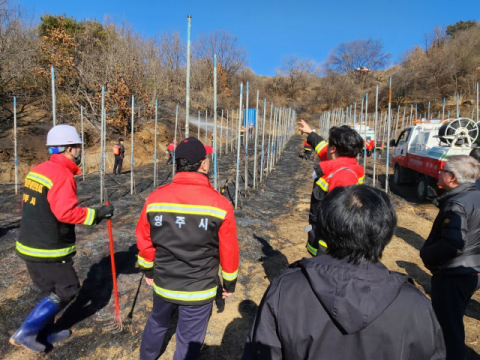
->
[1,135,480,359]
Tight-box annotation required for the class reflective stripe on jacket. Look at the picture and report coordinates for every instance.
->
[304,141,312,151]
[136,172,239,305]
[306,132,328,161]
[17,154,96,262]
[316,167,364,192]
[307,157,365,256]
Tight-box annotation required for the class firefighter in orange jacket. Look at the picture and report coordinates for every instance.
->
[298,120,364,256]
[10,125,114,352]
[136,136,239,360]
[303,140,313,160]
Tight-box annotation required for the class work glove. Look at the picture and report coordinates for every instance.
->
[142,267,154,279]
[95,204,114,224]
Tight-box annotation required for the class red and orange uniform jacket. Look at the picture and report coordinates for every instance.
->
[305,132,364,256]
[304,141,313,152]
[136,172,239,305]
[17,154,96,262]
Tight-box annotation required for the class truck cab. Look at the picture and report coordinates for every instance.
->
[392,122,445,200]
[392,118,478,200]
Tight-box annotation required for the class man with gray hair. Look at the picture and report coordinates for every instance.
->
[421,155,480,360]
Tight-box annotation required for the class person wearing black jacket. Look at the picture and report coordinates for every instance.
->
[468,148,480,190]
[244,185,445,360]
[421,155,480,360]
[113,138,125,175]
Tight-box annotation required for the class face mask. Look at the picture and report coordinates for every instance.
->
[73,147,82,166]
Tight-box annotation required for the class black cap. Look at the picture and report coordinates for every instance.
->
[175,137,213,164]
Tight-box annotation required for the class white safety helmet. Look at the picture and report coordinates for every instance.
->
[46,125,83,146]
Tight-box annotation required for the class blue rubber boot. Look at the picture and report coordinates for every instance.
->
[46,329,71,344]
[9,294,62,352]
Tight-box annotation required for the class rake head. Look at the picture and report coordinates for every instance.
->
[105,310,123,333]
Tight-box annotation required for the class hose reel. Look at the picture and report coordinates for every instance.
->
[437,118,478,147]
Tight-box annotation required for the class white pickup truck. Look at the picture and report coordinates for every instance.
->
[391,118,478,200]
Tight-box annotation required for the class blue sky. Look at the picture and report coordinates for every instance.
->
[21,0,480,76]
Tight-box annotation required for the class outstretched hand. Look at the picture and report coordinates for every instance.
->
[298,119,313,134]
[222,288,233,299]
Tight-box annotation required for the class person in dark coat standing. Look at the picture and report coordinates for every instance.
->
[421,155,480,360]
[113,138,125,175]
[468,148,480,190]
[244,185,445,360]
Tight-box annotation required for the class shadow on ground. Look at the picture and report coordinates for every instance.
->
[55,244,140,331]
[394,226,425,251]
[255,234,289,284]
[198,300,257,360]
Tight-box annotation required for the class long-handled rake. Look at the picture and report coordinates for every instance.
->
[104,188,123,333]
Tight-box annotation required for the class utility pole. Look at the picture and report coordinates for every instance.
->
[81,106,85,182]
[213,54,218,190]
[386,77,392,192]
[154,100,158,187]
[51,66,56,126]
[185,15,192,137]
[235,84,243,209]
[131,96,135,195]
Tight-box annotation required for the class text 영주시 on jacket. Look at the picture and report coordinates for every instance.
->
[136,172,239,305]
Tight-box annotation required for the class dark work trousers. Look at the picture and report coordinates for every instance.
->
[113,157,123,175]
[431,274,480,360]
[166,150,173,165]
[25,260,80,306]
[140,294,213,360]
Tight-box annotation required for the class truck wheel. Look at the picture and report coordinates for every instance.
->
[416,176,427,201]
[393,165,401,185]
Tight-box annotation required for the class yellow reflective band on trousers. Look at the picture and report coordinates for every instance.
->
[221,269,238,281]
[16,241,76,258]
[146,203,227,220]
[83,208,96,226]
[138,255,154,269]
[307,240,328,256]
[153,283,217,302]
[26,172,53,189]
[315,141,328,155]
[307,242,317,256]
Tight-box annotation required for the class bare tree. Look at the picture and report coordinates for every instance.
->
[276,55,319,96]
[194,30,248,74]
[160,31,185,71]
[326,38,390,74]
[0,0,36,107]
[424,26,447,54]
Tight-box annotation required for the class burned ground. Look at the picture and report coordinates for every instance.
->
[1,135,480,359]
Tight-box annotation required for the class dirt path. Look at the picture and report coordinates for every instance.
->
[2,135,480,359]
